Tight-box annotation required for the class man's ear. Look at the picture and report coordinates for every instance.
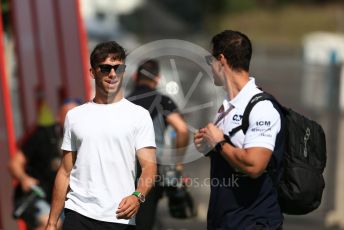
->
[218,54,227,66]
[90,68,95,79]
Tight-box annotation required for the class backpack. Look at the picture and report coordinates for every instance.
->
[230,92,327,215]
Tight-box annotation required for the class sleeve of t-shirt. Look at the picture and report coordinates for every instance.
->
[243,101,281,151]
[161,96,179,117]
[134,110,156,150]
[61,112,77,151]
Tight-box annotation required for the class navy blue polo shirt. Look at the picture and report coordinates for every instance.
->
[207,78,284,230]
[208,138,284,229]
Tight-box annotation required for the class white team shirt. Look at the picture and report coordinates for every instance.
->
[61,98,156,225]
[215,77,281,150]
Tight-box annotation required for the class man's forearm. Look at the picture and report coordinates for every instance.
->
[220,144,271,178]
[10,165,29,184]
[47,169,70,226]
[175,131,189,164]
[136,164,157,196]
[8,153,28,181]
[221,144,255,172]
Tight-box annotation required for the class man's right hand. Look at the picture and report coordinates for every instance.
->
[116,195,140,219]
[20,175,39,192]
[194,128,211,153]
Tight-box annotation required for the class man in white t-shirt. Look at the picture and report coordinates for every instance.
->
[46,41,157,230]
[194,30,284,229]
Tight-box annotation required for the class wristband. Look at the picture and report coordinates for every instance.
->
[215,140,227,153]
[132,191,145,203]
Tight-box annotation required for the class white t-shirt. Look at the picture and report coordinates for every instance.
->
[215,77,281,150]
[61,98,156,225]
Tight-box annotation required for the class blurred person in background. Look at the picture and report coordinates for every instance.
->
[194,30,284,230]
[46,41,157,230]
[128,59,189,230]
[8,99,80,230]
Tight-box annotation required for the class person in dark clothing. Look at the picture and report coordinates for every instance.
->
[128,59,189,230]
[194,30,284,230]
[8,100,79,230]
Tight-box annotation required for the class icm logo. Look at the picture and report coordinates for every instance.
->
[233,114,243,121]
[256,121,271,126]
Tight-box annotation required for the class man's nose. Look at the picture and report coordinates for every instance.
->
[109,68,117,77]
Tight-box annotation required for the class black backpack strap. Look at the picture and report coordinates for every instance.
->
[229,92,278,136]
[228,92,285,188]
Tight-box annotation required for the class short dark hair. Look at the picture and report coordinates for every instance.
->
[136,59,160,81]
[211,30,252,72]
[90,41,126,69]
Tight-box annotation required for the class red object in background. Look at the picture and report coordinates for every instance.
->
[0,2,19,229]
[1,0,90,229]
[0,203,1,230]
[11,0,91,131]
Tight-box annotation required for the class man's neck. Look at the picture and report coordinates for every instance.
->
[93,90,123,104]
[224,68,250,100]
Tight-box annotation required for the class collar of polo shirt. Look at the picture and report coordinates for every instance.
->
[229,77,257,108]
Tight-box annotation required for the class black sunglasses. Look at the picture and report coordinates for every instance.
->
[98,64,126,74]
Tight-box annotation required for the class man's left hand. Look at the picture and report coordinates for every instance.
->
[116,195,140,219]
[203,123,225,148]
